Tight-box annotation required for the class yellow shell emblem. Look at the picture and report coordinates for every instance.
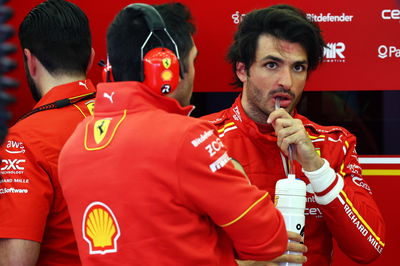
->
[94,119,111,144]
[83,202,120,255]
[162,58,171,69]
[161,70,173,81]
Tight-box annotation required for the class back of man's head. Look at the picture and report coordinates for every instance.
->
[19,0,92,77]
[107,2,195,82]
[228,4,325,87]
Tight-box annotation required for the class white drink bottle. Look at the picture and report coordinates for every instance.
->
[275,174,306,266]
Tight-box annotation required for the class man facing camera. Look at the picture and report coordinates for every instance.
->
[202,4,386,265]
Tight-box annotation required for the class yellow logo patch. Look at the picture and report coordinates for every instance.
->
[86,101,95,115]
[162,58,171,69]
[94,119,111,144]
[83,202,120,255]
[161,70,173,81]
[274,195,279,206]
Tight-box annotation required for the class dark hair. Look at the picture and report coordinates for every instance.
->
[228,4,326,87]
[18,0,92,76]
[107,2,195,82]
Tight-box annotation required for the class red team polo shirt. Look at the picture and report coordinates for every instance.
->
[0,80,95,265]
[59,82,288,265]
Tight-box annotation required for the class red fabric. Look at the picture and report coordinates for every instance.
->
[0,79,96,266]
[202,95,386,265]
[58,81,287,265]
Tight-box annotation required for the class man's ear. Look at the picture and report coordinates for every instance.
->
[86,47,95,73]
[24,48,37,78]
[236,62,247,83]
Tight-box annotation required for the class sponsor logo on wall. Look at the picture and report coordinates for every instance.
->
[381,9,400,20]
[231,11,354,24]
[307,13,354,22]
[323,42,346,62]
[378,45,400,59]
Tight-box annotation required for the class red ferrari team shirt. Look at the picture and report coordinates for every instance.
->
[0,79,95,265]
[59,81,288,265]
[202,95,386,265]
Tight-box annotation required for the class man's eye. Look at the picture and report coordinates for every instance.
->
[293,64,306,72]
[265,62,277,69]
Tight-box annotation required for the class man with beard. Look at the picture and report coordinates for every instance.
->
[202,4,386,265]
[0,0,95,264]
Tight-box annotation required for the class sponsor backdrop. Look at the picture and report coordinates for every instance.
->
[7,0,400,265]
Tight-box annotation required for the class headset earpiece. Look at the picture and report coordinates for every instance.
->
[100,57,114,82]
[125,3,182,95]
[143,47,179,95]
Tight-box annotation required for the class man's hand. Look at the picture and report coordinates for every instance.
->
[237,231,307,266]
[267,108,323,172]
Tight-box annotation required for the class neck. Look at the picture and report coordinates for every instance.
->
[38,71,86,96]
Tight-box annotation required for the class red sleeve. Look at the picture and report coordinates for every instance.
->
[177,121,287,261]
[0,130,53,242]
[318,133,386,263]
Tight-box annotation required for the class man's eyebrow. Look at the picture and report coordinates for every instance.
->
[260,55,283,62]
[260,55,308,65]
[295,60,308,65]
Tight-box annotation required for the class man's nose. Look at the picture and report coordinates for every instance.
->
[278,67,293,90]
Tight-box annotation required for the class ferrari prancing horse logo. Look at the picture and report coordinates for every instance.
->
[94,119,111,144]
[162,58,171,69]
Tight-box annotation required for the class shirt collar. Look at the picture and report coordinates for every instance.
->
[94,81,194,116]
[34,79,95,108]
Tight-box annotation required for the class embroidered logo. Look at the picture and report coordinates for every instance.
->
[79,81,89,90]
[94,118,111,144]
[103,92,115,103]
[86,100,95,116]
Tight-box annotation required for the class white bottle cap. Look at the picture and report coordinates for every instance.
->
[275,178,306,197]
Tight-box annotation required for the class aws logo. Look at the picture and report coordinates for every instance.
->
[82,202,121,255]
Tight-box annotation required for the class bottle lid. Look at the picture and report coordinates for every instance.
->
[275,178,306,197]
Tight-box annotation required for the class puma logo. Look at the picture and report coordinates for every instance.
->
[104,92,115,103]
[79,81,89,90]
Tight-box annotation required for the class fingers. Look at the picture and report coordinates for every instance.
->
[287,240,308,253]
[236,260,277,266]
[268,109,318,165]
[273,253,307,264]
[287,231,303,242]
[267,108,291,124]
[276,125,305,155]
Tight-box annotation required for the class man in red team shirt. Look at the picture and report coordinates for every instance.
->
[58,3,289,265]
[0,0,95,265]
[203,4,386,265]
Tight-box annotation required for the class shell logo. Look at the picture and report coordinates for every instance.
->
[82,202,121,255]
[161,70,173,81]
